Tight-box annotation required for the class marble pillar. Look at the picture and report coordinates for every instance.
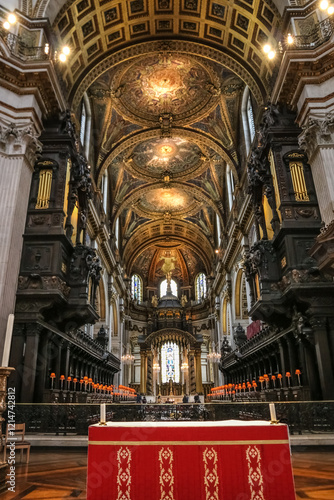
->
[0,107,42,362]
[299,112,334,224]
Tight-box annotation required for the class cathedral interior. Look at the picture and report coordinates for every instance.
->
[0,0,334,406]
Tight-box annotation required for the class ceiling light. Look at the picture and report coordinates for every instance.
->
[3,21,10,30]
[328,5,334,14]
[320,0,329,10]
[62,46,70,55]
[268,50,276,60]
[263,44,271,54]
[287,33,294,45]
[8,14,17,24]
[59,53,67,62]
[215,249,219,254]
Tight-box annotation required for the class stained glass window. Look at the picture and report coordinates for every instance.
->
[161,342,180,383]
[131,274,142,301]
[196,273,207,301]
[160,278,177,297]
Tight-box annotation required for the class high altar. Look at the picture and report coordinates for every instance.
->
[87,420,296,500]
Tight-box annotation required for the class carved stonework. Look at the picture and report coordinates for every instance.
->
[18,275,71,297]
[0,121,42,165]
[298,112,334,159]
[243,240,277,280]
[70,244,102,285]
[234,323,247,347]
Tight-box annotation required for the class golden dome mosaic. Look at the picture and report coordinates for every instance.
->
[111,53,220,126]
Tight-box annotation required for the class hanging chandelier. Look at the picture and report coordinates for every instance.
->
[153,362,161,372]
[207,352,221,363]
[181,362,189,372]
[121,353,135,364]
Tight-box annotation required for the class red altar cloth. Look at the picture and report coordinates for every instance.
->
[87,420,296,500]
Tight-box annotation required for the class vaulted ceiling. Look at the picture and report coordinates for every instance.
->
[51,0,283,285]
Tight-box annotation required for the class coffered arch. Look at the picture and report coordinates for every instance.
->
[111,180,223,228]
[70,39,269,112]
[49,1,282,104]
[97,126,239,188]
[123,219,214,273]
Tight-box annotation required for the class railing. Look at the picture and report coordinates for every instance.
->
[291,16,334,50]
[0,28,51,61]
[288,0,310,6]
[11,401,334,436]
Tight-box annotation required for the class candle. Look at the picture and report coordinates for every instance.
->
[2,313,14,367]
[100,403,106,424]
[269,403,277,423]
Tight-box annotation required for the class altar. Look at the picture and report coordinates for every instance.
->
[87,420,296,499]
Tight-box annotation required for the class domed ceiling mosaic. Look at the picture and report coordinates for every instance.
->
[112,54,220,125]
[125,137,208,181]
[134,187,199,218]
[68,19,267,280]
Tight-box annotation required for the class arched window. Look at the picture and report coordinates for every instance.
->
[247,93,256,142]
[160,278,177,297]
[241,86,256,154]
[115,217,120,249]
[161,342,180,383]
[80,93,92,158]
[235,270,249,320]
[102,171,108,213]
[80,100,86,146]
[226,164,234,210]
[195,273,207,301]
[131,274,143,302]
[216,213,221,247]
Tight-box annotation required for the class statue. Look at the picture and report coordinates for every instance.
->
[160,254,177,288]
[180,294,188,307]
[151,294,159,308]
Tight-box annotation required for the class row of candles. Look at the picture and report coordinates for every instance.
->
[209,370,302,397]
[49,373,136,397]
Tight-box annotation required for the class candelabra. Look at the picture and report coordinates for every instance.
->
[121,353,135,364]
[207,352,221,363]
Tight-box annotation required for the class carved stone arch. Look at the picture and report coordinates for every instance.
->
[71,40,266,113]
[111,181,224,231]
[20,0,32,16]
[234,269,243,319]
[96,126,239,188]
[32,0,48,17]
[124,221,213,273]
[110,299,118,337]
[143,328,197,350]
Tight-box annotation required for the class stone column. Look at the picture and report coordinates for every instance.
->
[309,317,334,400]
[299,114,334,224]
[20,323,42,403]
[188,349,196,394]
[8,324,25,401]
[146,350,153,395]
[35,330,50,401]
[286,337,298,386]
[0,115,42,361]
[195,349,203,394]
[140,351,147,394]
[278,339,288,388]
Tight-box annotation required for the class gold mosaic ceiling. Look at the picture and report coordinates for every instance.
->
[52,0,283,279]
[54,0,281,100]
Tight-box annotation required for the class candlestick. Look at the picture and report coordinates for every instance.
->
[269,403,278,424]
[2,313,14,367]
[100,403,106,425]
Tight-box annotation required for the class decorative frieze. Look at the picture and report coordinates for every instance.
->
[298,111,334,160]
[0,121,42,165]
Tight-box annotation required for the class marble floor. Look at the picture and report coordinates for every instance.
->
[0,446,333,499]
